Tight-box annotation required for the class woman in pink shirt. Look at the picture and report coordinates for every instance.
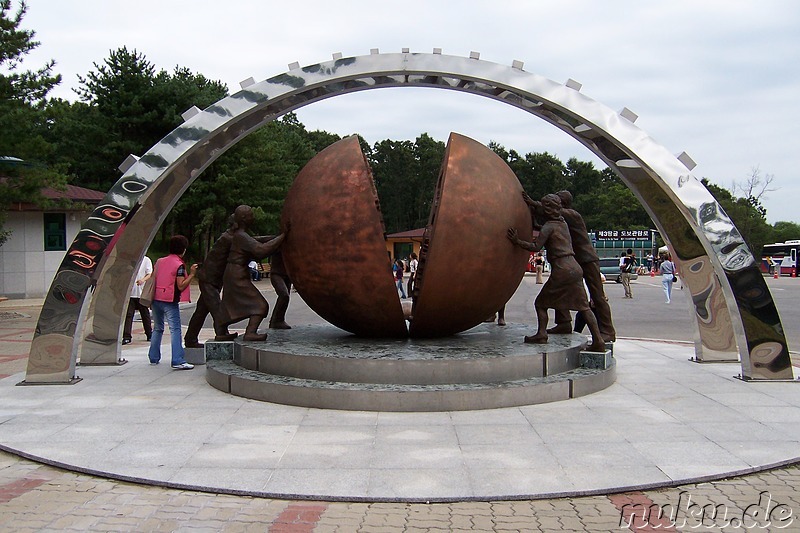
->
[148,235,198,369]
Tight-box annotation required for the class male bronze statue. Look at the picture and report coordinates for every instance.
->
[547,190,616,342]
[219,205,286,341]
[268,250,292,329]
[184,216,238,348]
[507,194,606,352]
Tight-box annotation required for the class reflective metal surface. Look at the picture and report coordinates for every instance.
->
[410,133,532,337]
[28,51,793,382]
[614,163,738,359]
[281,136,408,337]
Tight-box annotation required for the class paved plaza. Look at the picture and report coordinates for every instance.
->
[1,276,799,531]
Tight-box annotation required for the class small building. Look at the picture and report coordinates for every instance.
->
[1,183,105,299]
[385,228,425,262]
[590,230,656,263]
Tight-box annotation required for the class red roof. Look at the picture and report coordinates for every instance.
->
[40,184,105,202]
[1,177,106,211]
[386,228,426,239]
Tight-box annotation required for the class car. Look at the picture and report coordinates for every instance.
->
[598,257,639,283]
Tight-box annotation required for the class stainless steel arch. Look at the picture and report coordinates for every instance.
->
[25,51,794,383]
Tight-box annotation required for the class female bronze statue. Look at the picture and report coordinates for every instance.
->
[507,194,606,352]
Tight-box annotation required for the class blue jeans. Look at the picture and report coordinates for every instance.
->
[148,300,186,365]
[662,274,674,303]
[396,278,406,298]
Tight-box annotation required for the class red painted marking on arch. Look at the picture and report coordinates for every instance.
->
[269,502,328,532]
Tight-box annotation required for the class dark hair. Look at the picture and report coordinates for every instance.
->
[169,235,189,255]
[626,248,633,254]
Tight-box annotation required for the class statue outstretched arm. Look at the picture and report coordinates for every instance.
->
[255,233,286,257]
[507,228,539,252]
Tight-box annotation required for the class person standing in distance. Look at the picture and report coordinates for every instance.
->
[393,259,407,299]
[620,248,635,299]
[534,252,545,284]
[122,255,153,345]
[406,252,418,297]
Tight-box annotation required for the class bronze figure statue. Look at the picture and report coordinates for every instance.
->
[268,250,292,329]
[219,205,286,342]
[507,194,606,352]
[548,190,616,342]
[184,216,238,347]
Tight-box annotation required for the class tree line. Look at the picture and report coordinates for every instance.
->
[2,0,797,260]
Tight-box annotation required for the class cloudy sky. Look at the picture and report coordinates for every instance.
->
[20,0,800,224]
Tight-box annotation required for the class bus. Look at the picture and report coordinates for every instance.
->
[761,240,800,276]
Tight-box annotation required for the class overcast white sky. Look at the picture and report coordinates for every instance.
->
[19,0,800,224]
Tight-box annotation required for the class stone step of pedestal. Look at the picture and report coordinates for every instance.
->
[232,324,590,385]
[205,358,615,412]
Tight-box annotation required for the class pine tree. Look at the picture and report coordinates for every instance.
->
[0,0,64,245]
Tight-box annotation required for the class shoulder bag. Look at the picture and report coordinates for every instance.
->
[139,261,158,307]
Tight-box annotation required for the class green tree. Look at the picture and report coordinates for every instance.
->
[0,0,65,245]
[304,129,342,153]
[490,144,570,201]
[371,139,417,232]
[702,178,772,258]
[65,47,228,192]
[522,152,570,198]
[41,99,107,189]
[0,0,60,156]
[565,158,603,200]
[771,221,800,244]
[170,113,317,256]
[489,144,652,231]
[369,134,444,233]
[571,168,653,232]
[408,133,445,228]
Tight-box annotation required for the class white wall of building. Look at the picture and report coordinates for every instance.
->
[0,211,86,299]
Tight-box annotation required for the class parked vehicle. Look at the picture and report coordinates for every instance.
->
[761,241,800,276]
[598,257,639,283]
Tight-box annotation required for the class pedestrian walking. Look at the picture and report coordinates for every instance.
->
[658,252,678,304]
[393,259,407,298]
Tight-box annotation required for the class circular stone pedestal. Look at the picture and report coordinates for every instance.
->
[206,323,615,411]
